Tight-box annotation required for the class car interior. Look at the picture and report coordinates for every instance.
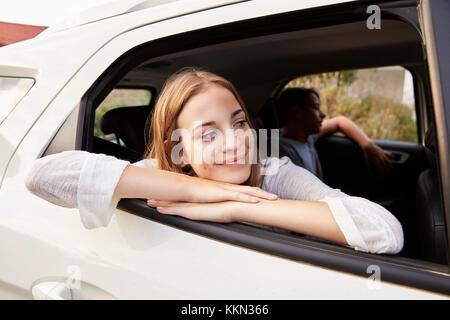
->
[82,13,448,275]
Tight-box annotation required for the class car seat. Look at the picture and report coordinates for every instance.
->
[100,105,153,155]
[256,97,310,168]
[414,127,449,264]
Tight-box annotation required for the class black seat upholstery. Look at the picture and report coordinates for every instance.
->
[257,97,282,130]
[100,105,153,155]
[257,97,310,168]
[414,127,448,264]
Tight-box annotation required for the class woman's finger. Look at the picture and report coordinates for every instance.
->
[234,192,263,203]
[225,184,278,201]
[156,201,235,223]
[147,199,191,207]
[156,204,202,220]
[147,199,171,207]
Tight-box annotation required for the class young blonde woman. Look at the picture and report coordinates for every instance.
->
[25,68,403,254]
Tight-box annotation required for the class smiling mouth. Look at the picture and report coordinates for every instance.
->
[216,155,246,166]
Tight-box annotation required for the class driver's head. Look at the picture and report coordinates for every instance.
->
[278,88,326,135]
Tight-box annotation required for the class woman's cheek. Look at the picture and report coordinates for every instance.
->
[244,129,257,164]
[202,140,221,165]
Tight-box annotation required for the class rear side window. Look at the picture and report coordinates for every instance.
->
[94,88,152,143]
[283,66,417,142]
[0,77,34,124]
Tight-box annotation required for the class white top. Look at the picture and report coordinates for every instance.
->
[25,150,404,254]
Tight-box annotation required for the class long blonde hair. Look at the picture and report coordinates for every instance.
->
[144,67,263,187]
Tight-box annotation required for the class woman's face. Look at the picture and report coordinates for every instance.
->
[174,84,255,184]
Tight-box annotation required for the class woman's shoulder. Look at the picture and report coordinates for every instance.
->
[132,157,158,169]
[259,155,321,187]
[259,156,293,175]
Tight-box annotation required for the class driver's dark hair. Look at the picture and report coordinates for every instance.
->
[277,87,320,126]
[278,87,320,111]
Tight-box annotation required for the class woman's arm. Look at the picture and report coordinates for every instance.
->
[231,199,348,245]
[149,157,404,254]
[262,157,403,253]
[114,164,278,203]
[150,198,347,245]
[149,195,401,253]
[25,150,277,229]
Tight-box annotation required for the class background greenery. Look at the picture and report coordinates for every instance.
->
[285,70,417,142]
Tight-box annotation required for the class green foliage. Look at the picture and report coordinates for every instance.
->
[286,70,357,90]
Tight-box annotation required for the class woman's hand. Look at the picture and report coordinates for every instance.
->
[181,174,278,204]
[147,199,239,223]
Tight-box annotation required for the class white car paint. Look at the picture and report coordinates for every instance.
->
[0,0,448,299]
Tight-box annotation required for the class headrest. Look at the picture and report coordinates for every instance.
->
[100,105,152,153]
[257,98,282,129]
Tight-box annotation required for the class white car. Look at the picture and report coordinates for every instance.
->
[1,0,449,300]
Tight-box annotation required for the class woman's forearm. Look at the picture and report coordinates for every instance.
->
[231,199,348,245]
[113,164,190,201]
[113,165,279,204]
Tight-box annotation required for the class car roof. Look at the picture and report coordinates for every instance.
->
[37,0,246,36]
[0,0,358,80]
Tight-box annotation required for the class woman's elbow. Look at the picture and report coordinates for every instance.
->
[386,219,404,254]
[368,218,404,255]
[24,161,42,196]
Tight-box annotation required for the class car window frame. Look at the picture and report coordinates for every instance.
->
[77,0,450,295]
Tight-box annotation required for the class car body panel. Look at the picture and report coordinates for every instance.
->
[1,178,448,299]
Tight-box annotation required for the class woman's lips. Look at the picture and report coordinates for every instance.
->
[216,156,246,167]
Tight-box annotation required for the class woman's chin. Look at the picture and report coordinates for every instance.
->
[211,164,251,184]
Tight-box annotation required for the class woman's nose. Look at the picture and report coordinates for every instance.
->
[222,129,246,153]
[223,129,238,149]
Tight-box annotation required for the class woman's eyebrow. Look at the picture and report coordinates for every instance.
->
[231,109,244,118]
[192,109,244,133]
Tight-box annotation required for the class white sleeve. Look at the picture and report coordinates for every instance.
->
[25,150,157,229]
[261,156,404,254]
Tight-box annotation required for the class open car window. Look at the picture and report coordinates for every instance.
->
[282,66,418,142]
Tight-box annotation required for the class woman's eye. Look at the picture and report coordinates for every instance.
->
[202,131,216,141]
[234,119,248,128]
